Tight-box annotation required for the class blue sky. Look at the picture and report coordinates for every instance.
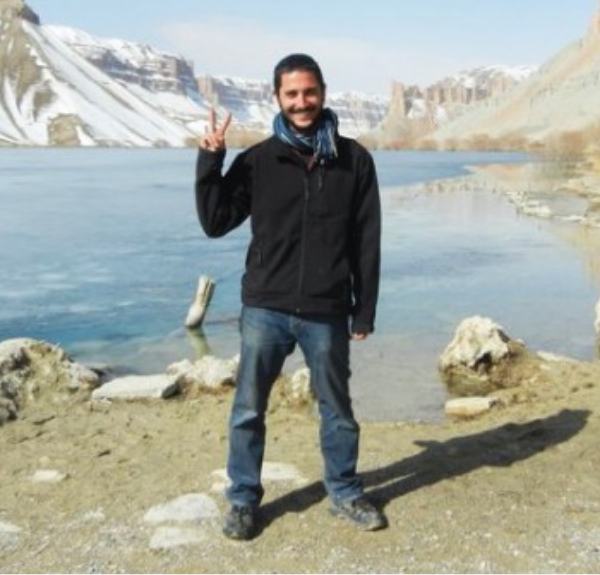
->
[30,0,598,95]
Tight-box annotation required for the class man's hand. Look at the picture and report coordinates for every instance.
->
[351,333,368,341]
[198,108,232,152]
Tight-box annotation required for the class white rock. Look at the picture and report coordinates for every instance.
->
[143,493,219,524]
[81,509,106,522]
[211,460,306,491]
[68,362,100,390]
[439,316,511,371]
[30,469,68,483]
[167,355,238,389]
[445,397,499,418]
[91,374,179,400]
[262,461,307,483]
[0,521,22,534]
[149,526,205,550]
[288,367,313,402]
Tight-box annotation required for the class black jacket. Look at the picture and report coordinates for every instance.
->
[195,134,381,334]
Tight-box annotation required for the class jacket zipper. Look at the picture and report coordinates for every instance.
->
[297,172,310,310]
[296,159,326,312]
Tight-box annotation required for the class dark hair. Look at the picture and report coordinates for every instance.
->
[273,53,326,93]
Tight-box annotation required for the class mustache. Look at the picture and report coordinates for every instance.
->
[289,106,317,114]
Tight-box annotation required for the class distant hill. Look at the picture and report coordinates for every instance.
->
[421,9,600,151]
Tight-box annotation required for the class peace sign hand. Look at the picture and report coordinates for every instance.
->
[198,108,232,152]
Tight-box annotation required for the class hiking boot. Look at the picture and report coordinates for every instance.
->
[222,505,257,540]
[329,496,387,531]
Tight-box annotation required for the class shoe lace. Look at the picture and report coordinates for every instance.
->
[232,505,254,520]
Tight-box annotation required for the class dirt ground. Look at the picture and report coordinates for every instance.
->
[2,371,600,574]
[3,163,600,574]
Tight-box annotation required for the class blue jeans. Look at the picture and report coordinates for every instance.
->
[226,306,363,508]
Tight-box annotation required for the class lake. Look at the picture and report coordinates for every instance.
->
[1,148,599,422]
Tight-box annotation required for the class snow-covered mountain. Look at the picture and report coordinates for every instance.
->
[196,74,390,138]
[0,1,390,146]
[1,0,560,149]
[46,24,207,132]
[0,0,205,146]
[54,25,390,140]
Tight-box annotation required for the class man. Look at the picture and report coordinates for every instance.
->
[195,53,385,540]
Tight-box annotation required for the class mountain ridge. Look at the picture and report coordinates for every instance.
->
[3,0,591,149]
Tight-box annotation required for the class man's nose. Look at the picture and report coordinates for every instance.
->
[295,94,309,108]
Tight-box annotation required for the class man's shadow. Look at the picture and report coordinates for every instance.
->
[258,408,590,531]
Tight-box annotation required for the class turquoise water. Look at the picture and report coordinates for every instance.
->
[1,148,598,421]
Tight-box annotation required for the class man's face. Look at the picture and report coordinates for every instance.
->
[275,70,325,133]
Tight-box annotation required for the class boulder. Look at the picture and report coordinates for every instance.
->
[439,316,513,371]
[271,367,315,408]
[166,355,239,394]
[91,374,180,401]
[445,396,500,419]
[0,338,100,423]
[438,316,535,396]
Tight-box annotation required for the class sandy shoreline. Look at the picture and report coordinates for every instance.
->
[2,162,600,573]
[2,373,600,573]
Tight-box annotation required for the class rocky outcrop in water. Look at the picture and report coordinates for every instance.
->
[439,315,600,419]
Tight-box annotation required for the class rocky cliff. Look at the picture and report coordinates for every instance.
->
[366,65,536,148]
[0,1,199,146]
[55,26,199,98]
[426,8,600,149]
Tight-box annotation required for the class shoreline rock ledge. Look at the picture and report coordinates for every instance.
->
[0,338,314,425]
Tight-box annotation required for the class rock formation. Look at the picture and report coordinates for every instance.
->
[0,338,100,424]
[369,66,535,148]
[428,5,600,148]
[439,315,600,418]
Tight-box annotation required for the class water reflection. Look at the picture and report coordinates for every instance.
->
[185,327,211,360]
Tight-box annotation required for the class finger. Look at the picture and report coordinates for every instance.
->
[198,134,217,149]
[197,135,211,149]
[351,333,367,341]
[209,108,217,133]
[217,112,233,136]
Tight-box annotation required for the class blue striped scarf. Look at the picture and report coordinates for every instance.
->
[273,108,339,162]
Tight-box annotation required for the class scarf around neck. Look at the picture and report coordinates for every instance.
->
[273,107,339,162]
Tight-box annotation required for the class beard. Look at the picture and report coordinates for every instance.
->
[281,105,323,134]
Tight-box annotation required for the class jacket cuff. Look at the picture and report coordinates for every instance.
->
[351,318,374,335]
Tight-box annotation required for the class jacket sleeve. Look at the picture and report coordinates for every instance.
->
[195,148,252,237]
[349,150,381,335]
